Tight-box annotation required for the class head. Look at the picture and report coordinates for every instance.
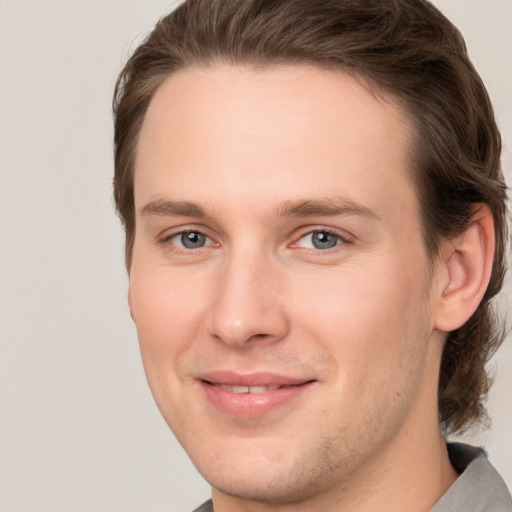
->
[113,0,508,502]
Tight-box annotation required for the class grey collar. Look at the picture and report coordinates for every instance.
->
[430,443,512,511]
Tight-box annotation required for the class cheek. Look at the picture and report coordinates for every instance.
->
[290,260,430,380]
[128,268,213,433]
[128,267,210,389]
[130,264,207,337]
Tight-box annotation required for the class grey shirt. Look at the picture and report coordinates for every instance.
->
[192,443,511,511]
[430,443,511,511]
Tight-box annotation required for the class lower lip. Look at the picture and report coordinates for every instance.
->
[200,381,314,418]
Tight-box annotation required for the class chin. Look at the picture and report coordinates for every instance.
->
[208,471,321,506]
[191,438,346,506]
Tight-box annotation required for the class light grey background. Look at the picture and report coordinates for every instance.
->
[0,1,510,511]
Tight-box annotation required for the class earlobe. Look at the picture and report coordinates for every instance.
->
[434,205,495,333]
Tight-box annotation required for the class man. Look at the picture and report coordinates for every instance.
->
[113,0,511,510]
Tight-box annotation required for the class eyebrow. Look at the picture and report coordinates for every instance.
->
[274,198,381,221]
[139,197,381,221]
[140,200,208,218]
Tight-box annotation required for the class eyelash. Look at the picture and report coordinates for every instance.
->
[292,228,351,251]
[162,230,218,252]
[159,227,352,254]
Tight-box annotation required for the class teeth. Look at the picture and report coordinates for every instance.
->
[248,386,267,394]
[231,385,250,394]
[218,384,273,394]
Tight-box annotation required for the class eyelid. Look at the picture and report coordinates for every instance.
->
[290,227,354,249]
[170,231,215,248]
[157,224,353,252]
[159,225,220,250]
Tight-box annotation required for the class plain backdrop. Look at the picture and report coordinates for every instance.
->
[0,1,510,511]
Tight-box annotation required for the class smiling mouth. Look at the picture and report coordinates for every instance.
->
[214,383,281,394]
[199,374,316,417]
[205,381,313,394]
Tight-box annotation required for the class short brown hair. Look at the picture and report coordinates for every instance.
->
[113,0,508,434]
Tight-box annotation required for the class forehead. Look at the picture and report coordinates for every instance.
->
[134,64,417,220]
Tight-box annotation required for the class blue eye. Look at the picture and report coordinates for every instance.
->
[171,231,209,249]
[299,231,343,250]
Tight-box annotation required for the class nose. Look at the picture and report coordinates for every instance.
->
[207,250,289,348]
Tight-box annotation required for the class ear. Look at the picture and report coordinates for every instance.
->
[433,204,495,333]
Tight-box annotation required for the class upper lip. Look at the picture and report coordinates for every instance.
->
[198,370,315,388]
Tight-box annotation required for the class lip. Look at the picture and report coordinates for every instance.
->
[198,371,316,418]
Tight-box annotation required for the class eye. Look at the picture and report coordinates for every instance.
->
[297,230,345,250]
[168,231,213,249]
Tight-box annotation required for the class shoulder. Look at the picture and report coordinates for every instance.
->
[430,443,512,511]
[191,499,213,512]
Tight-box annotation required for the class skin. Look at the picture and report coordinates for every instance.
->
[128,65,464,511]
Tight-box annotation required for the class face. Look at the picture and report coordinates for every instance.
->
[129,65,445,506]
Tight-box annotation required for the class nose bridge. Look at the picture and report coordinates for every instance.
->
[208,245,288,347]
